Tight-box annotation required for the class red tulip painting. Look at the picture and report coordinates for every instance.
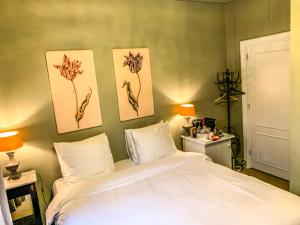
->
[53,54,94,128]
[46,50,102,134]
[113,48,154,121]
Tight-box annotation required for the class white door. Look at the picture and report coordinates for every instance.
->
[241,32,290,180]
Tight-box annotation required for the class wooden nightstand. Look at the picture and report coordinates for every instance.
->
[4,170,42,225]
[182,133,235,168]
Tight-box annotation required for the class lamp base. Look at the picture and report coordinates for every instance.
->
[5,152,21,180]
[182,126,192,137]
[184,117,192,127]
[6,167,21,180]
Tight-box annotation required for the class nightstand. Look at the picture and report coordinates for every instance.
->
[4,170,42,225]
[182,133,235,168]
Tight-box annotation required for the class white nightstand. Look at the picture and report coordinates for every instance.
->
[182,133,235,168]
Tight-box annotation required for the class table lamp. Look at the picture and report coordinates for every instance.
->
[179,103,195,127]
[0,131,23,179]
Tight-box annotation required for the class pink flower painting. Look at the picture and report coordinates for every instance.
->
[53,54,92,129]
[46,50,102,134]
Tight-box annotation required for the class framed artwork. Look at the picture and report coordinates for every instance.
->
[46,50,102,134]
[112,48,154,121]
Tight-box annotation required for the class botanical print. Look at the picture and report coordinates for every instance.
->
[113,48,154,121]
[53,55,91,128]
[123,52,143,116]
[46,50,102,134]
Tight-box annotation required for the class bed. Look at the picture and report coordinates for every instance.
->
[48,122,300,225]
[47,151,300,225]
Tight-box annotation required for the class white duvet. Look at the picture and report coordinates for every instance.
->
[47,152,300,225]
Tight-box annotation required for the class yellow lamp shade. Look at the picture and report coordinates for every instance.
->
[179,104,195,117]
[0,131,23,152]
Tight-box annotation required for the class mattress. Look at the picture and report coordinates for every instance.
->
[52,159,136,195]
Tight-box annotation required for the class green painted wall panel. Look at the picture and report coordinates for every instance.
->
[269,0,289,32]
[248,0,270,38]
[225,2,236,70]
[0,0,227,218]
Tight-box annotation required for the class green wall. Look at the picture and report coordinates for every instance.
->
[224,0,290,151]
[0,0,227,218]
[290,0,300,195]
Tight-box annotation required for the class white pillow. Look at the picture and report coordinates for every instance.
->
[54,133,114,183]
[125,121,163,162]
[125,122,177,164]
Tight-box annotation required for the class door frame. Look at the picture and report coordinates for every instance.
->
[240,32,290,169]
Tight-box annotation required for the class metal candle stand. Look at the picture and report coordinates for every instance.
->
[215,69,246,171]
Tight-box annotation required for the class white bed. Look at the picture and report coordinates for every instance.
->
[47,151,300,225]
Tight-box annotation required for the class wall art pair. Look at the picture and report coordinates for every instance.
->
[45,49,154,134]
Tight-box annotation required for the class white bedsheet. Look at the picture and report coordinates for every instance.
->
[47,152,300,225]
[52,159,137,195]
